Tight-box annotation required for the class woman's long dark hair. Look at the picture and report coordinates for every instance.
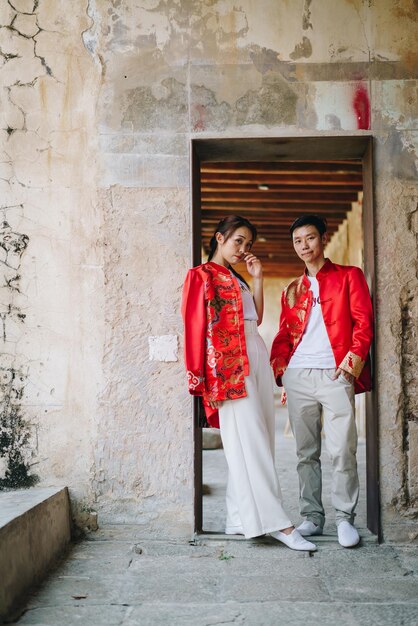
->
[207,215,257,288]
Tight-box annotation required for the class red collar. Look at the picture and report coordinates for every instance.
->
[207,261,233,276]
[303,258,335,283]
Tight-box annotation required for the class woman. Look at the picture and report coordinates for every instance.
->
[182,215,316,551]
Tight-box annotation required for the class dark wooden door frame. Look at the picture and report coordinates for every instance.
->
[191,135,381,539]
[191,143,203,533]
[362,139,381,539]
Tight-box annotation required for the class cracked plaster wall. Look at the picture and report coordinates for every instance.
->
[1,0,417,539]
[0,0,103,507]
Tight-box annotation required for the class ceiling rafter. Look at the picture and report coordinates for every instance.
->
[200,160,363,278]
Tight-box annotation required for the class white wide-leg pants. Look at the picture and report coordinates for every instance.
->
[218,321,292,539]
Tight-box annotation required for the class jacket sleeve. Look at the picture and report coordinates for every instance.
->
[270,290,293,387]
[338,267,374,379]
[181,269,206,395]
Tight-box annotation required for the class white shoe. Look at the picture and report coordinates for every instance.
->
[225,526,244,535]
[337,521,360,547]
[296,520,323,536]
[270,528,317,551]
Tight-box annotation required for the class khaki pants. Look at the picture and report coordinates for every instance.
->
[282,368,359,528]
[219,321,292,539]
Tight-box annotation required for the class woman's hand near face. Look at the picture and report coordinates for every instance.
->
[243,252,264,324]
[244,252,263,279]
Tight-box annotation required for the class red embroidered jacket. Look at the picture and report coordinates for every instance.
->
[270,259,373,394]
[181,262,249,428]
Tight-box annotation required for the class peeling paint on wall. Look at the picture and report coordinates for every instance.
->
[302,0,313,31]
[381,127,418,180]
[122,78,188,132]
[190,74,298,131]
[289,36,312,60]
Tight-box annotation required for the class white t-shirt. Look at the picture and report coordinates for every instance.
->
[236,277,258,321]
[287,275,335,369]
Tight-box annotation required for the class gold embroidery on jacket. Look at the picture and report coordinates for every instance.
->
[286,276,308,309]
[339,351,365,378]
[199,264,247,402]
[271,355,288,378]
[215,327,233,347]
[208,294,230,314]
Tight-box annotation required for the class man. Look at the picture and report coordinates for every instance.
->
[270,214,373,547]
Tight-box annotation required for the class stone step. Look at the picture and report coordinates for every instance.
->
[0,487,71,621]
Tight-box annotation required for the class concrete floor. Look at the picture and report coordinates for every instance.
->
[10,407,418,625]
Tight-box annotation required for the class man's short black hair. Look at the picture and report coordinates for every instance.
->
[289,214,327,238]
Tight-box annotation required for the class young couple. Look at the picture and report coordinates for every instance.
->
[182,214,373,552]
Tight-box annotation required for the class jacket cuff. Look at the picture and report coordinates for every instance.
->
[187,370,205,395]
[270,356,287,386]
[339,351,365,379]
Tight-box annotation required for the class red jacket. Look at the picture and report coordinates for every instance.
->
[270,259,373,394]
[181,262,249,427]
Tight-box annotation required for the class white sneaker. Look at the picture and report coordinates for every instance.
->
[296,520,323,536]
[270,528,317,551]
[337,521,360,547]
[225,526,244,535]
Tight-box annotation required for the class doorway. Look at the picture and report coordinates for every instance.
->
[191,136,379,539]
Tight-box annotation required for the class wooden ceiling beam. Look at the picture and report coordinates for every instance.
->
[201,162,362,173]
[202,227,344,233]
[202,226,346,235]
[202,211,350,225]
[200,174,360,184]
[202,192,358,202]
[202,209,351,217]
[201,213,349,223]
[201,176,363,193]
[201,209,347,215]
[202,202,351,209]
[202,246,326,256]
[201,184,361,196]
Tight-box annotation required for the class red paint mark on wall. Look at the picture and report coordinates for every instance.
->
[353,84,370,130]
[193,104,206,132]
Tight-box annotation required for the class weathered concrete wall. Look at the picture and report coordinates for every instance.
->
[325,200,363,268]
[0,0,104,510]
[93,186,192,531]
[0,0,416,540]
